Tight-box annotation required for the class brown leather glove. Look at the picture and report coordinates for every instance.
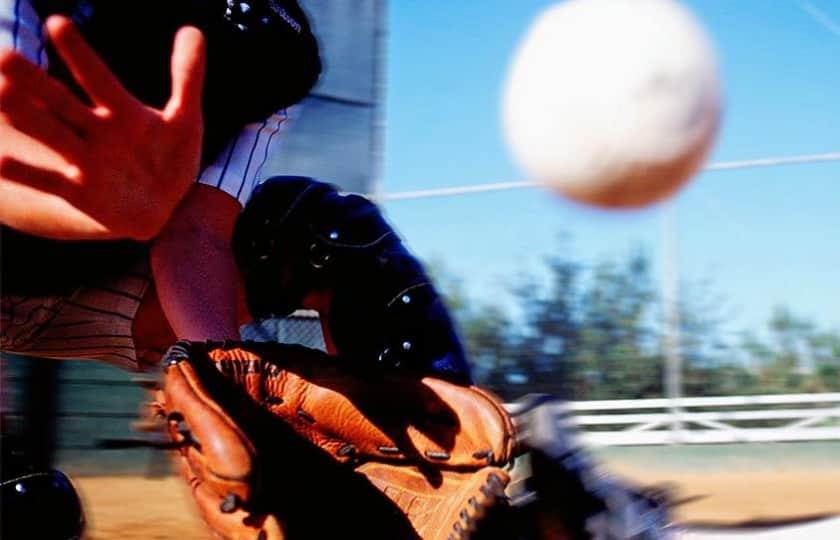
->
[154,340,517,540]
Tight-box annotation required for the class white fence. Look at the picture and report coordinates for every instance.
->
[565,393,840,446]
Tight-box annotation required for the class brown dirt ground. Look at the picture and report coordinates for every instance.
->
[608,466,840,525]
[75,468,840,539]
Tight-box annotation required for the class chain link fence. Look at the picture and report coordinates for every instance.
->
[241,311,326,351]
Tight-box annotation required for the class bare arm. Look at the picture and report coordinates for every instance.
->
[0,16,204,241]
[150,185,242,341]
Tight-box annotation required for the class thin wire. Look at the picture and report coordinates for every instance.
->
[798,1,840,37]
[705,152,840,170]
[372,152,840,202]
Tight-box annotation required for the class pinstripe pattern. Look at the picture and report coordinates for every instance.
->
[254,108,289,181]
[12,0,20,48]
[198,108,293,205]
[215,132,242,188]
[0,0,46,65]
[34,7,44,66]
[1,267,151,370]
[236,119,269,199]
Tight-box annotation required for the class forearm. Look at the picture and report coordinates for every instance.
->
[150,185,242,340]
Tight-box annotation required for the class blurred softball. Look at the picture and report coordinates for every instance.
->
[502,0,723,208]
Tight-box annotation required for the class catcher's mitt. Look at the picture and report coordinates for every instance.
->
[153,340,517,540]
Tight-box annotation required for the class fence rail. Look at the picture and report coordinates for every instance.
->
[563,393,840,446]
[4,354,839,453]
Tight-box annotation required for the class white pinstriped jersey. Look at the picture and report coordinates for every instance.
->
[0,0,294,207]
[196,107,295,206]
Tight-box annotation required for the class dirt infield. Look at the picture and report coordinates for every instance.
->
[599,442,840,524]
[74,467,840,538]
[610,467,840,525]
[75,477,206,540]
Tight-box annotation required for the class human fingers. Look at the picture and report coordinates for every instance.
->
[0,87,85,158]
[44,15,133,111]
[164,26,206,122]
[0,155,75,197]
[0,48,95,131]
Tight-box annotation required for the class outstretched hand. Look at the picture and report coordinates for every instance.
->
[0,15,205,240]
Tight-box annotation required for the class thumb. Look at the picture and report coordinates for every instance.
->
[164,26,206,121]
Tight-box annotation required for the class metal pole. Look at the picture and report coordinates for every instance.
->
[661,203,684,442]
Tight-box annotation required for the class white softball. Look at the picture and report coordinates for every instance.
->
[502,0,723,208]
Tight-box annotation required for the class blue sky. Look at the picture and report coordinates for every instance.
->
[378,0,840,338]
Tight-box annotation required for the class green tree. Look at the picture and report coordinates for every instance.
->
[573,251,661,400]
[460,305,519,397]
[425,239,839,402]
[511,240,582,398]
[808,331,840,391]
[425,258,521,397]
[739,307,840,393]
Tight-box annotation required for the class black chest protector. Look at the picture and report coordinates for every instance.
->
[3,0,320,296]
[233,177,473,384]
